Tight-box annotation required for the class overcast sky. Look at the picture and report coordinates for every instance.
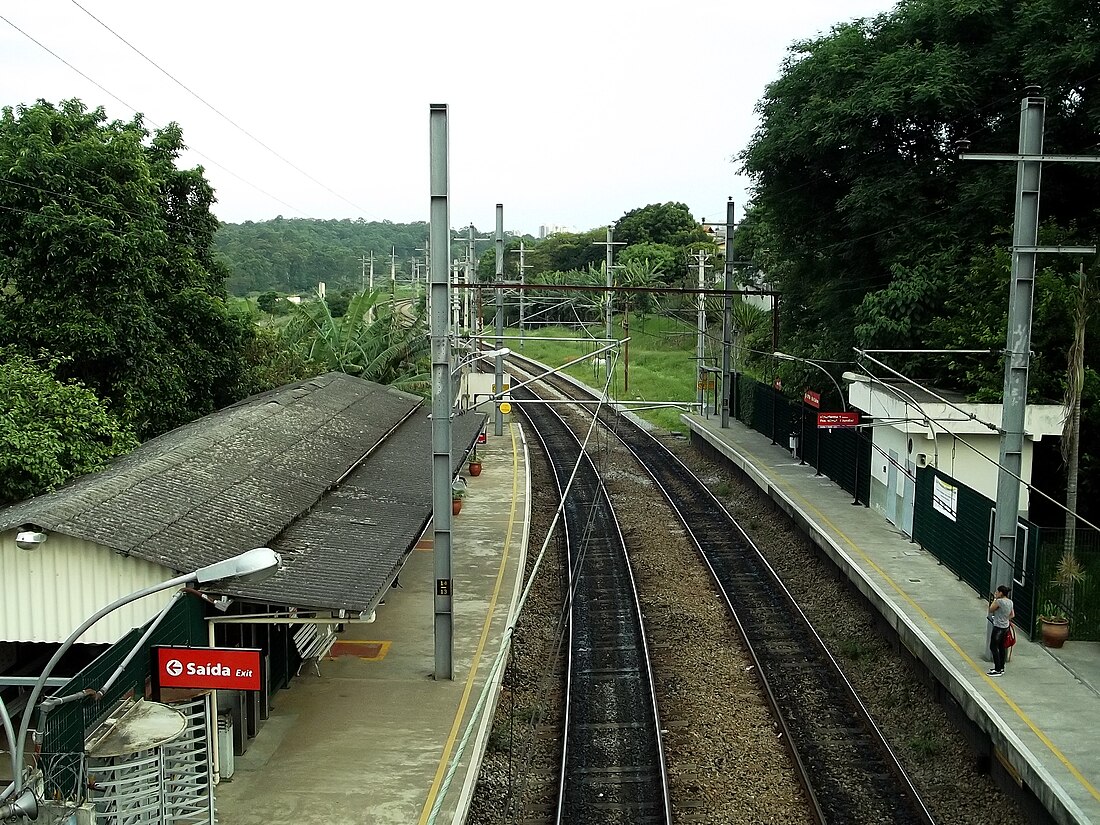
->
[1,0,892,235]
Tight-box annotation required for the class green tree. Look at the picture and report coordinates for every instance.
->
[0,99,269,438]
[614,202,707,247]
[740,0,1100,373]
[0,351,137,505]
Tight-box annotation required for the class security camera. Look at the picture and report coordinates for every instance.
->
[15,530,47,551]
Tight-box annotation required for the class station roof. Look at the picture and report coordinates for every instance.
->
[0,373,485,616]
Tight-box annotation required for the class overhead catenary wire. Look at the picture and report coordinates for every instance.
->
[65,0,374,218]
[0,11,315,220]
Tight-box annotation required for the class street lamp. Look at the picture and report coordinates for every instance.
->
[773,351,847,411]
[1,547,281,820]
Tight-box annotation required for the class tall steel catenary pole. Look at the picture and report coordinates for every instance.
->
[960,89,1097,649]
[428,104,453,680]
[694,248,711,412]
[605,228,614,390]
[466,225,475,334]
[511,241,530,349]
[721,199,735,428]
[494,204,505,437]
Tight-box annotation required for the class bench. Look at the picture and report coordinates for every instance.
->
[292,623,338,677]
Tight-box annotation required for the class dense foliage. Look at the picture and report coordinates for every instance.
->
[0,99,310,504]
[738,0,1100,516]
[0,352,137,504]
[0,100,276,441]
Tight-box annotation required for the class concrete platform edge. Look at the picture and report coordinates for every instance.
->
[454,423,533,824]
[683,415,1092,825]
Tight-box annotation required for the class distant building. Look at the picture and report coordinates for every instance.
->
[539,224,576,239]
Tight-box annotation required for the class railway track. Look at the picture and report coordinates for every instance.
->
[516,385,672,825]
[508,354,937,825]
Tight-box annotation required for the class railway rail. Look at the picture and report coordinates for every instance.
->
[507,353,937,825]
[516,385,671,825]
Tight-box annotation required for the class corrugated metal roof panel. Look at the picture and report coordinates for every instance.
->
[0,531,176,644]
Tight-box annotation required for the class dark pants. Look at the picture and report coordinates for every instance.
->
[990,626,1008,671]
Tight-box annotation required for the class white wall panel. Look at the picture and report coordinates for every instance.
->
[0,531,177,644]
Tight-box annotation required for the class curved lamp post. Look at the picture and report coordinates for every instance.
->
[773,351,847,411]
[1,546,281,821]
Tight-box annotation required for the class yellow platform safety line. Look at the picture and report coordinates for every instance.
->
[756,452,1100,805]
[418,423,520,824]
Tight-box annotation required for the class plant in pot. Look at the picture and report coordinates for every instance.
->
[1037,600,1070,649]
[451,477,468,516]
[468,448,483,477]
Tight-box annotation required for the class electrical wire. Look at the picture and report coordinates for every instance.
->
[0,11,315,220]
[66,0,374,218]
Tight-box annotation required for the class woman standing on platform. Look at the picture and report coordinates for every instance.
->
[987,585,1014,676]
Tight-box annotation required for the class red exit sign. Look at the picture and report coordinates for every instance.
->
[154,647,261,691]
[817,412,860,428]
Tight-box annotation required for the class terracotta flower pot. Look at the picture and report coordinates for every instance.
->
[452,498,463,516]
[1040,618,1069,648]
[469,461,482,477]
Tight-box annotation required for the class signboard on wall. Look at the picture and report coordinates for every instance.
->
[154,647,261,691]
[932,476,958,522]
[803,389,821,408]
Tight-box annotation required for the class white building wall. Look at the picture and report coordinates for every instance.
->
[848,375,1058,517]
[0,530,178,644]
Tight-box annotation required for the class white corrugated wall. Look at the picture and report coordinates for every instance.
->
[0,530,178,644]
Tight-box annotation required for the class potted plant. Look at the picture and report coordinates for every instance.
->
[1037,600,1070,649]
[451,477,468,515]
[468,448,482,477]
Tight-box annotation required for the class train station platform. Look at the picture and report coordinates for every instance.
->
[684,412,1100,825]
[215,421,530,825]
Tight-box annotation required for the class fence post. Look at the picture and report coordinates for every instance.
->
[851,427,861,506]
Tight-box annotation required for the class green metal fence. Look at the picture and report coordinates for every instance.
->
[1034,528,1100,642]
[912,467,1039,636]
[733,373,870,505]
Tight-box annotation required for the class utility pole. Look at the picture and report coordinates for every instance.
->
[494,204,505,437]
[721,199,735,428]
[511,241,532,349]
[369,250,374,293]
[592,228,625,394]
[428,104,453,681]
[960,88,1098,652]
[390,246,397,300]
[359,254,368,293]
[692,248,713,412]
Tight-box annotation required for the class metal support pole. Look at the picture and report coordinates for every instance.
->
[721,198,734,428]
[429,104,453,681]
[605,228,615,393]
[466,225,474,334]
[696,250,709,411]
[494,204,505,437]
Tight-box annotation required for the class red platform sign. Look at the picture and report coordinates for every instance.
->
[803,389,821,409]
[817,412,860,429]
[154,647,261,691]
